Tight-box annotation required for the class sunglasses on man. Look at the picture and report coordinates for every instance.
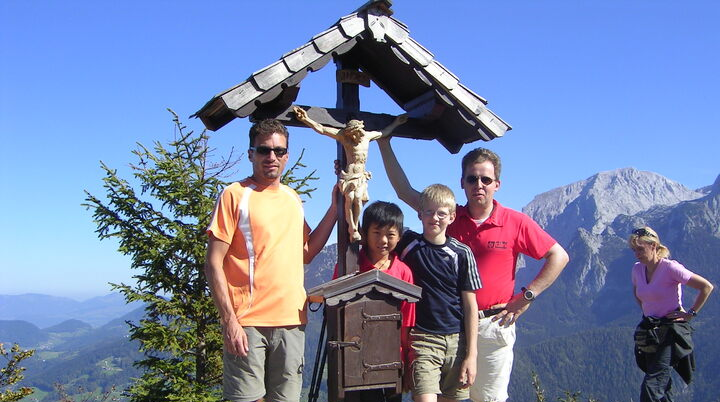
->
[250,146,288,157]
[464,175,496,186]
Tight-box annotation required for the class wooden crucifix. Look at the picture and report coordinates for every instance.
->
[294,106,407,243]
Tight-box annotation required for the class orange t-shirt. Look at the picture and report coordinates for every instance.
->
[207,179,310,326]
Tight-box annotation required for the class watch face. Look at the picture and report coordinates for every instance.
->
[522,288,535,301]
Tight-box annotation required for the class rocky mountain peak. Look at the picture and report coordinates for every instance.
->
[711,174,720,195]
[522,167,704,246]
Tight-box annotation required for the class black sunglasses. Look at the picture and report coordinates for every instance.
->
[464,175,495,186]
[250,146,288,157]
[632,228,656,238]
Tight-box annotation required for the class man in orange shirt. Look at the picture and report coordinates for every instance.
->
[205,119,337,402]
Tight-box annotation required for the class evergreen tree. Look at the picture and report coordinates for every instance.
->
[0,343,34,402]
[84,110,317,401]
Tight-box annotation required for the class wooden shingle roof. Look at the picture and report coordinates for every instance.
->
[306,269,422,307]
[194,2,511,153]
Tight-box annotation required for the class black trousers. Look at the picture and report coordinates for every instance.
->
[640,331,674,402]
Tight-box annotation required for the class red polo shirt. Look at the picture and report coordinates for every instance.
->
[447,200,556,310]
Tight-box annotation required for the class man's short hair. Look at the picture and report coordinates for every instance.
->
[461,147,502,180]
[361,201,404,236]
[249,119,289,148]
[420,184,456,213]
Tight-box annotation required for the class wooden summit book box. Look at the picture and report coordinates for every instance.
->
[307,269,422,402]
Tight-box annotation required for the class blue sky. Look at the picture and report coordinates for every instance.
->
[1,1,718,300]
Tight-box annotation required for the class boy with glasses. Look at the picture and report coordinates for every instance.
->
[395,184,481,402]
[378,141,569,402]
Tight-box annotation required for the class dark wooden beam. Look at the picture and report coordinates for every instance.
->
[335,56,360,278]
[252,104,438,141]
[193,98,235,131]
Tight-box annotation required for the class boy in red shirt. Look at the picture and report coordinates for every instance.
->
[333,201,415,401]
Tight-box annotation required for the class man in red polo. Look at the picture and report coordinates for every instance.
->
[377,142,569,402]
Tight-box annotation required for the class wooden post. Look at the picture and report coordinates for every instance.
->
[335,56,361,278]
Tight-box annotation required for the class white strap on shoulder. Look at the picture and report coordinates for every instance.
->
[236,183,256,319]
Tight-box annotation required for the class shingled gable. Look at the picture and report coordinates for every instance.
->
[306,269,421,307]
[193,1,511,153]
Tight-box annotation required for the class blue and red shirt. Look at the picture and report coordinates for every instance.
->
[396,231,481,334]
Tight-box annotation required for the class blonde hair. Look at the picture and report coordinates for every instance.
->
[420,184,456,213]
[628,226,671,259]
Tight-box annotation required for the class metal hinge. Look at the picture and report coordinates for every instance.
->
[362,311,402,321]
[361,309,401,329]
[327,340,361,350]
[363,361,402,375]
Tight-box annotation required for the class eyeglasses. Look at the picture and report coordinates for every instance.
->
[632,228,656,238]
[421,209,450,220]
[250,146,288,157]
[464,175,495,186]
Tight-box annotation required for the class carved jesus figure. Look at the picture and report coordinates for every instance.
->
[294,106,407,242]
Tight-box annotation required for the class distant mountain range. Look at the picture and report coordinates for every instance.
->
[0,293,143,328]
[0,293,145,400]
[1,306,145,401]
[5,168,718,402]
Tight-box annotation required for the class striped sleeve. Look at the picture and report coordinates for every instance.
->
[451,237,482,291]
[396,231,421,261]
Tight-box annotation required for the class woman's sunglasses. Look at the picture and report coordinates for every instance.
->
[632,228,656,238]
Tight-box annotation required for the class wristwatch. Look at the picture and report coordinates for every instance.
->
[688,309,697,317]
[521,287,536,302]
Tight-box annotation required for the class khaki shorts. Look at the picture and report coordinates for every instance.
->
[223,325,305,402]
[410,329,469,400]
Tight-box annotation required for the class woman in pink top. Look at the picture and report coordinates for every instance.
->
[629,226,713,402]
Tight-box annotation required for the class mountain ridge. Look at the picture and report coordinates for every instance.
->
[522,167,704,247]
[0,292,142,328]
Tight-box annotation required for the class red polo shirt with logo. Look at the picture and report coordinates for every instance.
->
[447,200,556,310]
